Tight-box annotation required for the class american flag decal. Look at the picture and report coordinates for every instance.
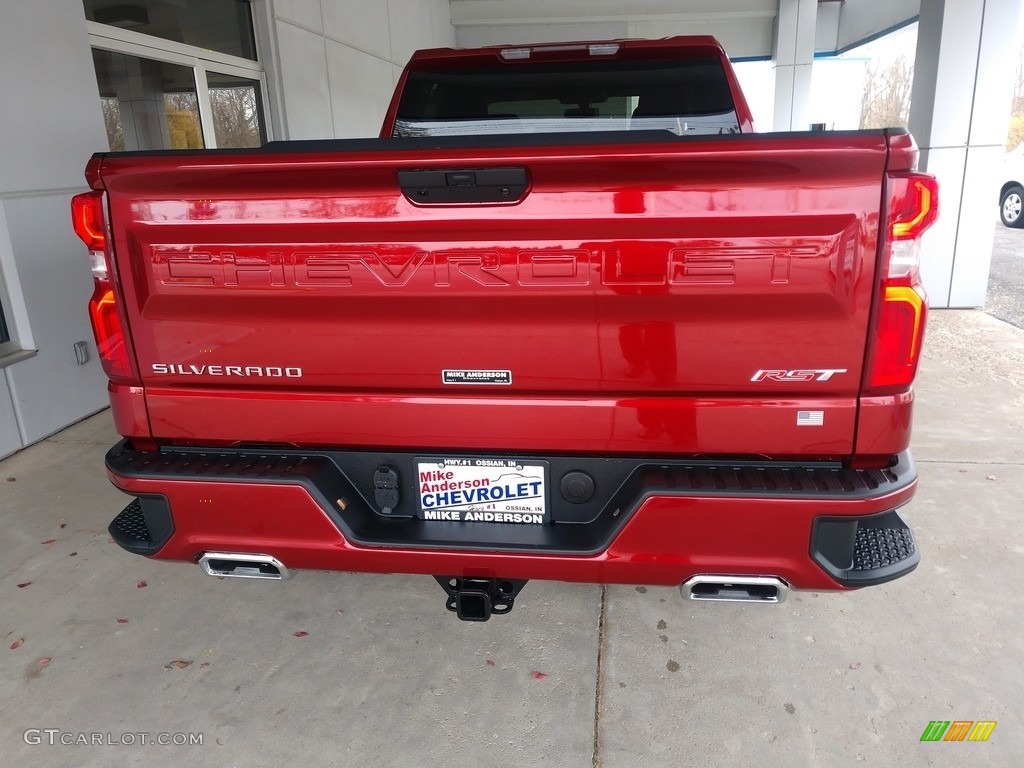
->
[797,411,824,426]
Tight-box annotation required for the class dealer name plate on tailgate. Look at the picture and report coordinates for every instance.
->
[416,458,547,524]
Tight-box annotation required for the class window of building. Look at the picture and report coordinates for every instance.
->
[0,271,27,361]
[93,51,206,150]
[207,71,267,148]
[83,0,257,60]
[0,300,12,355]
[85,0,269,151]
[0,235,36,362]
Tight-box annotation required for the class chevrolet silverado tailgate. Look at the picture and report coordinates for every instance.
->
[97,131,891,455]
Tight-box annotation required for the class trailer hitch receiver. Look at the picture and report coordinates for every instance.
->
[434,576,528,621]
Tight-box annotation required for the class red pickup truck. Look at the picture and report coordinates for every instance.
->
[73,37,935,620]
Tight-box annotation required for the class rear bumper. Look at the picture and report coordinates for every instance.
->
[105,442,919,590]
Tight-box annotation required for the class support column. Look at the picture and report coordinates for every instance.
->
[772,0,817,131]
[909,0,1024,307]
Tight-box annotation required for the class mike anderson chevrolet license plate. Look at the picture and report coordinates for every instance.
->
[416,458,548,524]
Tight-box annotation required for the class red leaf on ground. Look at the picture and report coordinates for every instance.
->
[38,657,52,666]
[116,618,129,625]
[531,670,548,681]
[17,582,31,589]
[293,631,309,638]
[165,659,192,669]
[40,539,56,545]
[136,580,147,588]
[485,659,496,667]
[10,638,24,650]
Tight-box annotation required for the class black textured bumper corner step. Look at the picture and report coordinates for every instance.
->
[852,526,916,571]
[811,508,919,587]
[108,495,174,556]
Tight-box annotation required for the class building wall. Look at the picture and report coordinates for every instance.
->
[456,22,627,49]
[0,0,111,458]
[454,19,773,59]
[910,0,1023,308]
[835,0,920,51]
[261,0,456,139]
[449,0,775,59]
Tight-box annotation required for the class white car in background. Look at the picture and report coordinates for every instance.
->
[1000,145,1024,228]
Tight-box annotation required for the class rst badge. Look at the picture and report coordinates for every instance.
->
[751,368,847,382]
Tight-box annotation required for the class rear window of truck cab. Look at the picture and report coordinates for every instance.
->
[393,58,739,138]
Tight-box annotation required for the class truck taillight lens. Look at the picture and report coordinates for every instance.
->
[72,191,138,384]
[88,281,135,382]
[869,284,927,391]
[71,192,107,251]
[866,173,939,395]
[891,178,937,240]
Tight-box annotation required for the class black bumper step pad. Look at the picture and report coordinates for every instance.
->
[108,495,174,556]
[811,508,919,587]
[852,526,916,571]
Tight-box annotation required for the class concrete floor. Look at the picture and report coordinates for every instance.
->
[986,220,1024,330]
[1,310,1022,767]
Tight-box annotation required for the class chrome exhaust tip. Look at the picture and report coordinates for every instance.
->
[198,552,292,580]
[681,575,788,604]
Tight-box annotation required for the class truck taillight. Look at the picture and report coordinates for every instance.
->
[72,191,138,385]
[891,178,937,240]
[71,192,107,251]
[865,173,939,395]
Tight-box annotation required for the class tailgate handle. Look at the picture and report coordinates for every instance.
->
[398,167,529,204]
